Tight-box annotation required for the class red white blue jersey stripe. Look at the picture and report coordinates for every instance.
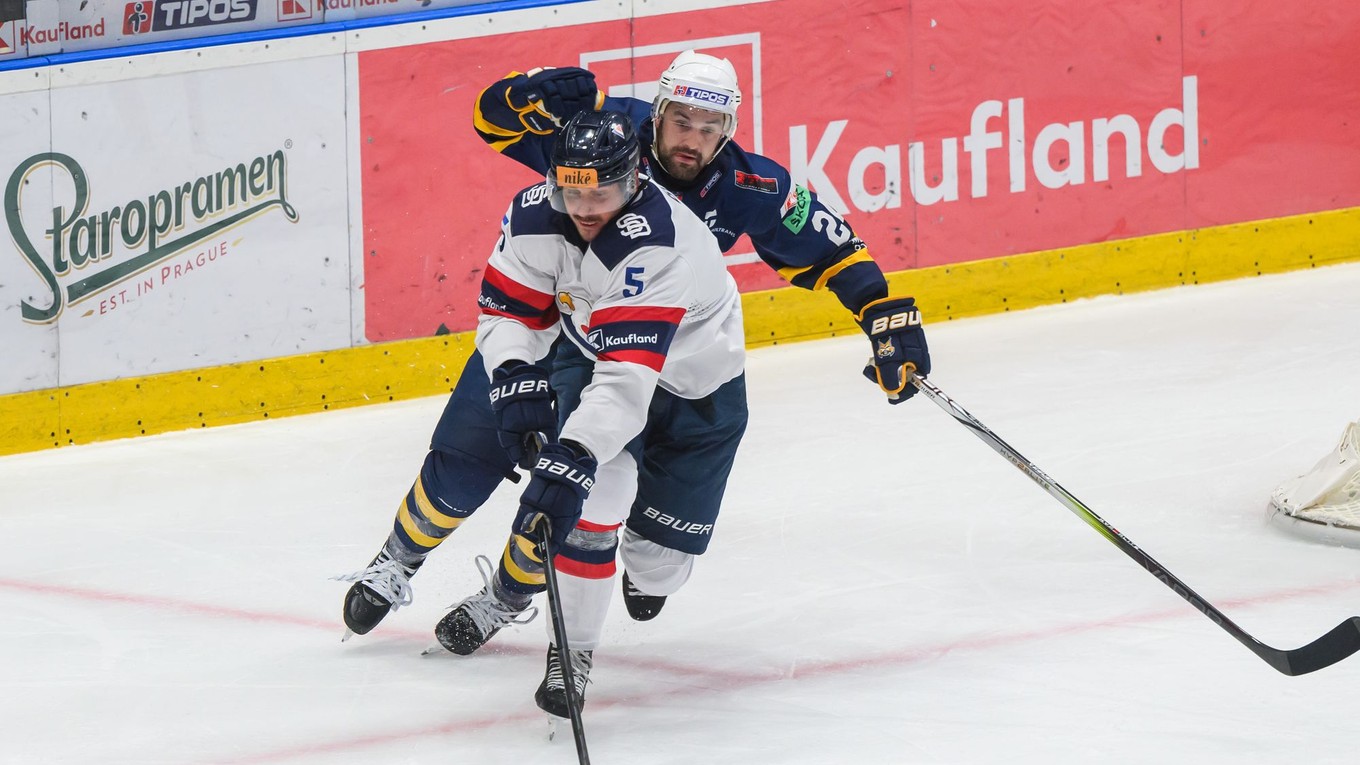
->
[476,180,744,465]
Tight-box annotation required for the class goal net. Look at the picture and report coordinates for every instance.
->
[1268,420,1360,546]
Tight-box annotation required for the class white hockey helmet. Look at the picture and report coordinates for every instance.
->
[651,50,742,151]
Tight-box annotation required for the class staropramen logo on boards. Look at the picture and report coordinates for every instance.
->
[4,147,299,323]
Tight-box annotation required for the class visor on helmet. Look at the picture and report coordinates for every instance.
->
[546,109,641,215]
[547,166,638,216]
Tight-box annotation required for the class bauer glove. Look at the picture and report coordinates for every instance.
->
[489,361,557,469]
[515,440,597,549]
[856,296,930,404]
[508,67,601,132]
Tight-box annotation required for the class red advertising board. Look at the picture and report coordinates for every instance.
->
[357,0,1360,341]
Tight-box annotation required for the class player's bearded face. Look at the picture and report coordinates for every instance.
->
[656,103,725,182]
[563,183,629,241]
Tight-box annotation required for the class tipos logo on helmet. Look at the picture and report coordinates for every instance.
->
[556,167,599,188]
[651,50,743,165]
[672,84,731,107]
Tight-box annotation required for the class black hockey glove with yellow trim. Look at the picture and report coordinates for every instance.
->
[855,296,930,404]
[507,67,602,132]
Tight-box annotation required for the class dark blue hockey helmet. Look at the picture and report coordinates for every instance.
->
[546,109,641,215]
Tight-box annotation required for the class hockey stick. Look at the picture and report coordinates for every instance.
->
[534,521,591,762]
[908,372,1360,676]
[524,435,591,763]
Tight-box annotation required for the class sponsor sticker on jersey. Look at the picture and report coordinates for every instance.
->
[586,327,660,352]
[699,169,721,198]
[781,185,811,234]
[579,305,684,369]
[734,171,779,194]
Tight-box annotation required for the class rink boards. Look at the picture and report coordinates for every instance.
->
[1,0,1358,454]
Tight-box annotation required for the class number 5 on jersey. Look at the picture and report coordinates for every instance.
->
[623,266,645,297]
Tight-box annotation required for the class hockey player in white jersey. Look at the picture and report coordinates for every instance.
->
[337,53,931,646]
[470,109,746,717]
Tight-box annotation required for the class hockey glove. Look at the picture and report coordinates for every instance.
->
[856,296,931,404]
[510,67,601,132]
[489,361,557,469]
[516,440,597,550]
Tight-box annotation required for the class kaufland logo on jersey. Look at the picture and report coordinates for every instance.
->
[673,84,730,107]
[586,328,660,352]
[123,0,259,35]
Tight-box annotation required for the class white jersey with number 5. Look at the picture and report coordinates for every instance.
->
[476,178,744,464]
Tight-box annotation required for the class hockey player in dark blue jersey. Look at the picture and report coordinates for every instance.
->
[476,52,895,322]
[336,51,931,648]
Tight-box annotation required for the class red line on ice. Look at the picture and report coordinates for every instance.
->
[2,575,1356,763]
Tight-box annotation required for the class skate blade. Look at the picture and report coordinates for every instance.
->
[546,714,558,741]
[341,628,355,643]
[420,642,449,656]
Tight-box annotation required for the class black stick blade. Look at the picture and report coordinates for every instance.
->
[1270,616,1360,676]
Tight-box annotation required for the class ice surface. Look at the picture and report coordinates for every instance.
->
[2,263,1358,764]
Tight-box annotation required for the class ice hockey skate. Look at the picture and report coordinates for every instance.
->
[621,571,667,621]
[431,555,537,655]
[335,548,418,640]
[536,643,593,722]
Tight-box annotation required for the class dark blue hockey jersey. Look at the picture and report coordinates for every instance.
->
[474,72,890,315]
